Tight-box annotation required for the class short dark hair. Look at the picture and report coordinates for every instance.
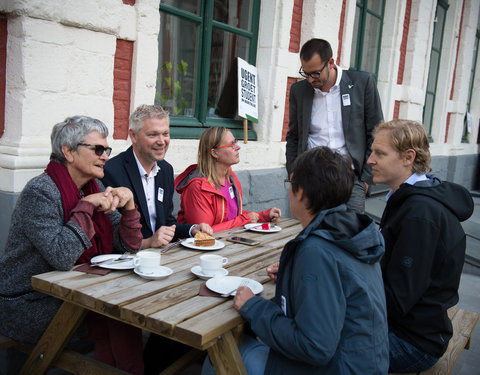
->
[300,38,333,63]
[290,147,354,214]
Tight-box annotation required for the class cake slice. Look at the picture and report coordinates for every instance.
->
[194,232,215,247]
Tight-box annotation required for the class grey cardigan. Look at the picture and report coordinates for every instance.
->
[0,172,134,344]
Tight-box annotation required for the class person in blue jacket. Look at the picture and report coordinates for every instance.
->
[202,146,389,375]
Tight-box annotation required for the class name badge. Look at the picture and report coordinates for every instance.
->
[228,186,235,199]
[281,295,287,316]
[342,94,351,106]
[157,187,164,202]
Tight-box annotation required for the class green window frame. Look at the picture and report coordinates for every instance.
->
[423,0,449,140]
[350,0,385,78]
[157,1,260,139]
[463,11,480,143]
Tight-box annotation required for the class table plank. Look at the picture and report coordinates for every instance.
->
[27,218,302,373]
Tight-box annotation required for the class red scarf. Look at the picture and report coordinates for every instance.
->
[45,161,113,264]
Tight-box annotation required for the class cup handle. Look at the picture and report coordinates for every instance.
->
[133,257,140,267]
[222,258,228,265]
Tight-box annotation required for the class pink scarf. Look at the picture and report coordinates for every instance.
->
[45,161,113,263]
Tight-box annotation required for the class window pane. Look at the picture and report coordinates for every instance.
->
[156,13,199,117]
[433,7,446,51]
[367,0,383,14]
[360,14,381,74]
[162,0,201,15]
[424,93,434,131]
[209,28,250,119]
[427,52,439,92]
[350,8,361,68]
[213,0,253,30]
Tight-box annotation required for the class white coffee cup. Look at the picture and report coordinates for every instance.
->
[199,254,228,276]
[133,250,161,274]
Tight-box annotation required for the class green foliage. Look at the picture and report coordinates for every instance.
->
[156,59,191,116]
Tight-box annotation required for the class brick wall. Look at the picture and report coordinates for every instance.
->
[397,0,411,85]
[113,39,134,140]
[289,0,303,53]
[282,77,297,141]
[337,0,347,65]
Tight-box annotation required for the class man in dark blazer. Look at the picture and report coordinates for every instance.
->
[286,38,383,213]
[102,104,212,248]
[102,104,212,374]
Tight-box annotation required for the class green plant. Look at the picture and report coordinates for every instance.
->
[156,59,191,115]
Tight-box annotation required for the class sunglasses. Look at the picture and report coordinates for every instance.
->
[216,139,239,149]
[77,143,112,156]
[299,60,329,79]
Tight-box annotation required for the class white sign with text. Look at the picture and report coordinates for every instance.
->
[237,57,258,122]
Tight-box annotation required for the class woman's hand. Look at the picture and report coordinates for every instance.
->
[191,223,214,236]
[266,261,279,281]
[82,191,114,212]
[108,187,135,211]
[268,207,282,222]
[83,187,135,212]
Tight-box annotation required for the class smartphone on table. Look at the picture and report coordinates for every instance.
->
[227,236,260,246]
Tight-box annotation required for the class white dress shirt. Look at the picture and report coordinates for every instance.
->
[133,150,160,233]
[308,66,350,158]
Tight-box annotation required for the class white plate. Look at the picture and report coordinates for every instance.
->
[206,276,263,296]
[134,266,173,280]
[181,238,225,251]
[90,254,135,270]
[191,265,228,280]
[244,223,282,233]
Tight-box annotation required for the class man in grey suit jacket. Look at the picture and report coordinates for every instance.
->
[286,39,383,213]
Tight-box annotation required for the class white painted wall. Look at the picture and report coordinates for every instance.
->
[0,0,478,193]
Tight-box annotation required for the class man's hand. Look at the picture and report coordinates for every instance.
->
[233,286,255,310]
[142,225,176,248]
[191,223,213,236]
[266,261,279,281]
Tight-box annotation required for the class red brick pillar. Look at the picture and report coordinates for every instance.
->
[289,0,303,53]
[282,77,297,141]
[113,39,133,140]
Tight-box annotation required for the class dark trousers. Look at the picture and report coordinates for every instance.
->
[143,333,191,374]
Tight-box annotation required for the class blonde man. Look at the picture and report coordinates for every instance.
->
[368,119,474,372]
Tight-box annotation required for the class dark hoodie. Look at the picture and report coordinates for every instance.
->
[379,176,474,357]
[239,204,389,374]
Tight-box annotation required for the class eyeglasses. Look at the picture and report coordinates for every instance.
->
[299,60,329,79]
[216,139,239,149]
[77,143,112,156]
[284,178,292,190]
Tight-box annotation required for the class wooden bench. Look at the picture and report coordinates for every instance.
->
[1,332,204,375]
[390,306,479,375]
[0,333,129,374]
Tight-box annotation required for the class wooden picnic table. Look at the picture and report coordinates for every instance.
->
[22,217,302,375]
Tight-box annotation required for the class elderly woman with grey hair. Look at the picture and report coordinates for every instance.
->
[0,116,144,374]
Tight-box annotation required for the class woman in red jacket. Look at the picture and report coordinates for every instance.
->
[175,127,281,232]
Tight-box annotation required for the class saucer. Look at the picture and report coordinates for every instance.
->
[134,266,173,280]
[190,265,228,280]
